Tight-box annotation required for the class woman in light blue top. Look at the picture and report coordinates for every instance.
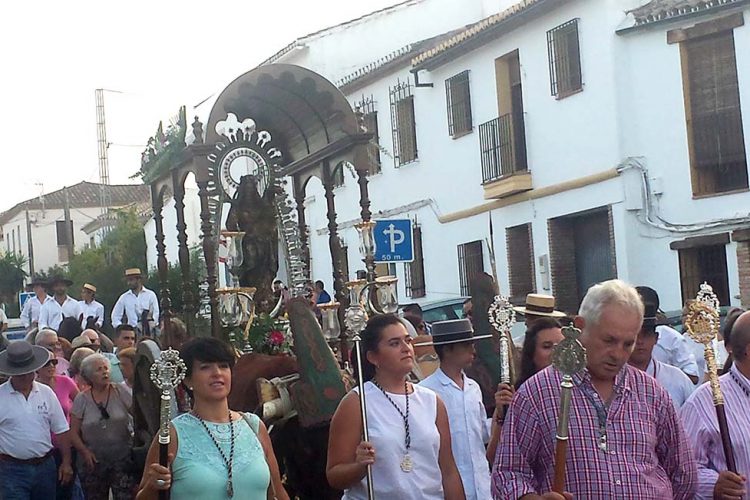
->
[135,338,287,500]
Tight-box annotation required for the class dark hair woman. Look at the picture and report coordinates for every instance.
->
[722,307,745,373]
[136,337,288,500]
[326,314,465,500]
[515,317,564,389]
[486,317,564,466]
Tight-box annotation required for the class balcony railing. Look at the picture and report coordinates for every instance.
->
[479,113,527,184]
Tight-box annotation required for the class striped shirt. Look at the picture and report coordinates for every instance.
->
[680,364,750,499]
[492,364,697,499]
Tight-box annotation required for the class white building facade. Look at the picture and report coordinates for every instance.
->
[290,0,750,314]
[0,182,151,276]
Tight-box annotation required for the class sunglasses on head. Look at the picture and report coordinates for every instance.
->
[45,359,58,367]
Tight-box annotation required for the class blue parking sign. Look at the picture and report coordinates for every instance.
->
[19,292,34,309]
[374,219,414,263]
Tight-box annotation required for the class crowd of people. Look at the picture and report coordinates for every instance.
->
[1,275,748,499]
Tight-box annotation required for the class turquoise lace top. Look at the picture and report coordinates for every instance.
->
[170,412,270,500]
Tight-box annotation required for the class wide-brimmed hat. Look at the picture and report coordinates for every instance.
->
[48,275,73,287]
[635,286,661,312]
[124,268,143,278]
[641,302,658,332]
[513,294,566,318]
[414,318,491,346]
[71,335,97,350]
[0,341,51,375]
[82,283,97,293]
[29,275,48,287]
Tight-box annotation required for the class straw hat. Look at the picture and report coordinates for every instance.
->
[414,318,491,346]
[82,283,97,293]
[0,341,51,376]
[124,268,143,278]
[513,293,566,318]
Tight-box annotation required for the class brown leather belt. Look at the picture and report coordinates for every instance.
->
[0,450,54,465]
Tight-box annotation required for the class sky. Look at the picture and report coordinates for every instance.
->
[0,0,401,210]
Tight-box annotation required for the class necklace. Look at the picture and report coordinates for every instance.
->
[372,379,412,472]
[193,410,235,497]
[91,385,111,428]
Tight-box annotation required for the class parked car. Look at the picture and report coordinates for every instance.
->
[2,318,26,343]
[415,297,528,347]
[418,297,470,323]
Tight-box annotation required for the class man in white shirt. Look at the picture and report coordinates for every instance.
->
[0,341,74,498]
[20,277,52,331]
[78,283,104,329]
[628,302,695,409]
[420,318,493,500]
[636,286,700,383]
[38,276,82,332]
[111,268,159,334]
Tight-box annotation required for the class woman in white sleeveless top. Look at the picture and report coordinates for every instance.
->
[327,314,465,499]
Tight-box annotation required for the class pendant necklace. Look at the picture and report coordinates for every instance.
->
[372,379,413,472]
[194,410,236,497]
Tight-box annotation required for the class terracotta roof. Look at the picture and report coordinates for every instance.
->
[335,28,467,94]
[626,0,749,28]
[0,182,151,226]
[411,0,559,70]
[262,0,424,65]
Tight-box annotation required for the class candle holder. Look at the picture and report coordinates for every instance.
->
[217,286,257,353]
[221,230,245,287]
[320,301,342,343]
[374,276,398,314]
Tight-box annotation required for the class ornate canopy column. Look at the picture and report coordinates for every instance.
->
[172,171,196,333]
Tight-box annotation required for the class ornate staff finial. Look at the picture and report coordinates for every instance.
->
[551,324,587,493]
[683,281,737,473]
[488,294,515,385]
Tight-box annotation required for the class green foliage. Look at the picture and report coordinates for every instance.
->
[225,314,291,355]
[132,106,187,183]
[0,252,28,315]
[38,208,147,332]
[40,208,207,335]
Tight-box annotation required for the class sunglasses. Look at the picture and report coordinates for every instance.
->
[45,359,59,367]
[97,403,110,420]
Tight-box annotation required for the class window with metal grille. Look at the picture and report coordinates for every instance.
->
[457,240,484,296]
[357,96,382,175]
[506,224,535,301]
[445,71,473,137]
[678,244,730,305]
[389,80,418,166]
[405,225,425,298]
[547,19,582,98]
[682,31,748,196]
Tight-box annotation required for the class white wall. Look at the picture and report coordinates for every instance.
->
[276,0,488,84]
[1,206,112,274]
[299,0,750,311]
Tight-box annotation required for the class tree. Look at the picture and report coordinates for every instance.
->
[0,252,28,316]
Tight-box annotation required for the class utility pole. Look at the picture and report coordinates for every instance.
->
[25,209,35,276]
[63,187,74,262]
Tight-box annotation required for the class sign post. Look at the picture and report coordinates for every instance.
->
[374,219,414,263]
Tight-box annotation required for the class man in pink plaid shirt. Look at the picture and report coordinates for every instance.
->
[492,280,697,499]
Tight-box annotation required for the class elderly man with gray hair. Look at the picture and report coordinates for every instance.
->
[493,279,697,499]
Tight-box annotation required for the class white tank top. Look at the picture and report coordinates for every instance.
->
[343,381,444,500]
